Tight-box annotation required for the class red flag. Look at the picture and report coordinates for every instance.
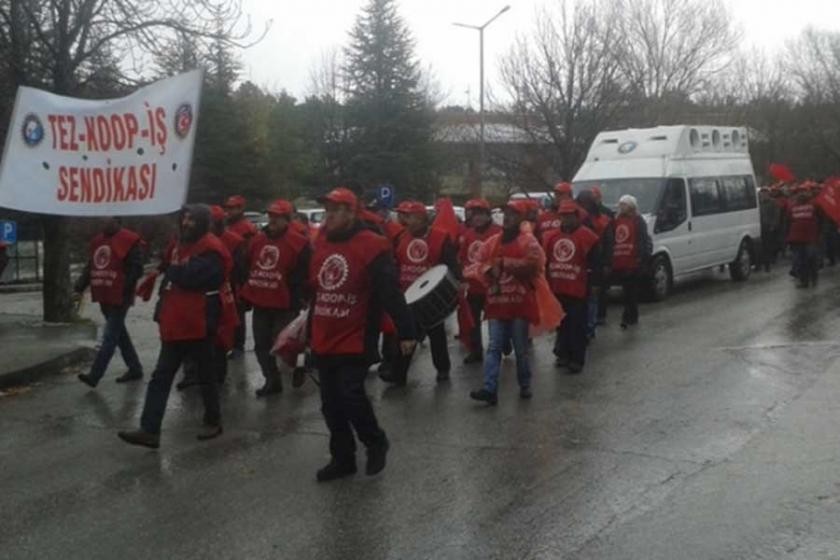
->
[135,271,158,302]
[433,198,460,241]
[815,178,840,226]
[769,163,796,183]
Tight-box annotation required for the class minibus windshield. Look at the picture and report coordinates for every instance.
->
[574,178,666,214]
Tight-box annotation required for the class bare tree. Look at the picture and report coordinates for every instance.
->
[609,0,741,122]
[0,0,267,322]
[785,28,840,167]
[500,0,626,185]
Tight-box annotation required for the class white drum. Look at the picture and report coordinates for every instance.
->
[404,265,459,329]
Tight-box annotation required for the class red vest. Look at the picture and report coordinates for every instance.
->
[459,224,502,296]
[613,216,641,272]
[544,226,599,299]
[89,228,141,306]
[227,218,257,239]
[240,229,309,309]
[484,233,540,323]
[787,203,819,244]
[591,214,611,239]
[310,229,391,355]
[219,230,245,256]
[396,227,448,291]
[158,234,233,342]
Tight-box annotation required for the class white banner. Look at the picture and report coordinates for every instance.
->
[0,70,203,216]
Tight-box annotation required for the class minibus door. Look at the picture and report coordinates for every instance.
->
[653,178,693,275]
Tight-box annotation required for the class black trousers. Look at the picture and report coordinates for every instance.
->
[233,302,248,352]
[616,271,641,325]
[253,307,295,380]
[183,342,228,383]
[392,321,450,381]
[141,338,221,434]
[596,275,610,321]
[554,295,589,365]
[467,294,486,356]
[319,362,386,464]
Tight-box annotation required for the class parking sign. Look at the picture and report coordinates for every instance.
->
[378,184,395,208]
[0,220,17,244]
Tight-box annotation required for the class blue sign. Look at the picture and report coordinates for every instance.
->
[0,221,17,244]
[378,184,395,208]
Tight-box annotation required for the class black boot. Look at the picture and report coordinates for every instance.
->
[117,429,160,449]
[462,352,483,364]
[366,438,390,476]
[316,459,357,482]
[196,424,223,441]
[256,375,283,398]
[469,389,498,405]
[379,370,406,386]
[78,373,97,388]
[176,374,200,391]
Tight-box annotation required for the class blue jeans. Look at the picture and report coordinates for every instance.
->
[88,305,142,383]
[483,319,531,394]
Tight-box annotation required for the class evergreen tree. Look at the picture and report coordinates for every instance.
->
[342,0,437,199]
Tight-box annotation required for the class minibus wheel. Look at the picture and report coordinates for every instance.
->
[648,255,672,301]
[730,240,752,282]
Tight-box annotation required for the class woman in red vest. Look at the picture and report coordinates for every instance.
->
[469,200,543,405]
[543,200,602,373]
[612,195,652,329]
[787,186,823,288]
[309,188,417,481]
[118,205,230,448]
[240,199,312,397]
[75,217,145,388]
[381,201,460,385]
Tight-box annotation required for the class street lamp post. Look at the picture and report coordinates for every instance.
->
[454,5,510,197]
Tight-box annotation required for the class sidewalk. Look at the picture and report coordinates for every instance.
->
[0,314,96,389]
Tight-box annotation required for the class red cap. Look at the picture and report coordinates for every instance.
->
[210,205,225,222]
[554,182,573,195]
[318,187,358,211]
[396,201,428,215]
[505,199,531,215]
[267,199,293,216]
[224,195,246,208]
[465,198,491,211]
[558,200,579,215]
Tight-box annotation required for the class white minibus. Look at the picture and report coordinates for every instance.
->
[573,125,761,300]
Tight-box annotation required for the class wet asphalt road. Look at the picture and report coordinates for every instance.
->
[3,264,840,559]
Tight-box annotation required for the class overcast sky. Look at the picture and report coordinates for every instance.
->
[239,0,840,105]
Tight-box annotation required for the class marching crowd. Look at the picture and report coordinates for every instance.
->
[69,176,837,482]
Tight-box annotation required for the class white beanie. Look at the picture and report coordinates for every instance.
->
[618,194,638,209]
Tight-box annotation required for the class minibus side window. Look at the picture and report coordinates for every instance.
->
[720,176,756,211]
[655,178,688,233]
[689,177,723,216]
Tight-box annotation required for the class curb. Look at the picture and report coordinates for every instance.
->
[0,346,96,389]
[0,283,42,294]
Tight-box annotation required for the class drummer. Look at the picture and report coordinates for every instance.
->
[380,201,461,386]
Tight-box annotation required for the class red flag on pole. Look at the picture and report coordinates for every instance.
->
[815,178,840,226]
[433,197,460,241]
[769,163,796,184]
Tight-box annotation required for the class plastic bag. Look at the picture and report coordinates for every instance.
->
[271,309,309,367]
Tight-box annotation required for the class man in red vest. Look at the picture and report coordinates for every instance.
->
[75,217,145,387]
[612,195,652,329]
[536,182,576,241]
[544,200,602,373]
[459,198,502,364]
[224,194,257,358]
[380,201,460,385]
[176,205,248,390]
[309,188,417,481]
[240,199,312,397]
[787,186,823,288]
[470,200,543,405]
[118,205,230,448]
